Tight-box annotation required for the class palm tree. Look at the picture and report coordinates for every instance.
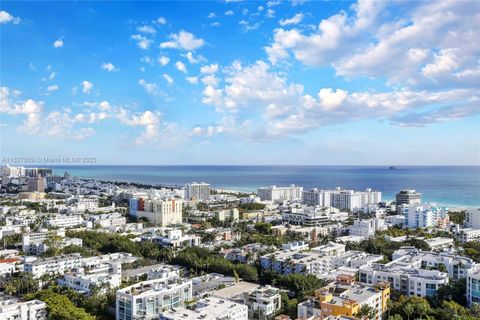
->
[404,304,414,320]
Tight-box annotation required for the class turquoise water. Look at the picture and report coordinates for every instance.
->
[49,165,479,207]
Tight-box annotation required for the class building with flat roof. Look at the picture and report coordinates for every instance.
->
[159,296,248,320]
[131,198,183,227]
[0,294,47,320]
[297,275,390,320]
[358,261,448,297]
[467,265,480,307]
[115,276,192,320]
[396,190,421,209]
[257,185,303,202]
[185,182,211,201]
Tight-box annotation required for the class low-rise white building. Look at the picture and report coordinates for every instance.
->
[392,247,474,280]
[58,264,122,295]
[116,276,193,320]
[159,296,248,320]
[45,215,84,228]
[0,294,47,320]
[424,237,454,251]
[359,262,449,297]
[348,218,386,238]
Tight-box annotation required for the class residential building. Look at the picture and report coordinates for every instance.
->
[424,237,454,251]
[358,262,449,297]
[302,188,332,207]
[216,208,240,221]
[456,228,480,243]
[185,182,211,201]
[392,247,474,280]
[302,188,381,211]
[331,251,383,269]
[133,198,183,226]
[159,296,248,320]
[0,294,47,320]
[260,243,345,277]
[467,265,480,307]
[24,252,136,278]
[141,229,200,248]
[402,204,449,229]
[27,175,46,192]
[45,215,84,228]
[297,275,390,320]
[257,185,303,202]
[348,218,386,238]
[465,209,480,228]
[58,264,122,295]
[242,286,282,320]
[115,276,193,320]
[396,190,421,212]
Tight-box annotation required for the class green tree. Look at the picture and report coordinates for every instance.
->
[25,289,96,320]
[355,304,375,319]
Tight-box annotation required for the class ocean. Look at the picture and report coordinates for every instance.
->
[49,165,480,207]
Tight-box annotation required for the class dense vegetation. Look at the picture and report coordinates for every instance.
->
[463,241,480,262]
[66,230,173,263]
[172,246,259,281]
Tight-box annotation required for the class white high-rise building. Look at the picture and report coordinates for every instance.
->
[302,188,381,211]
[302,189,331,207]
[257,185,303,202]
[185,182,210,201]
[396,190,422,212]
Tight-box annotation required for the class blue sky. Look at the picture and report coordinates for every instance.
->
[1,0,479,165]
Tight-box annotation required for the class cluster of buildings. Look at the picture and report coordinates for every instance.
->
[0,165,479,320]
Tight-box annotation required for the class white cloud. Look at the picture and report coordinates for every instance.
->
[0,11,21,24]
[207,12,216,18]
[182,51,205,64]
[200,64,219,74]
[158,56,170,66]
[131,34,152,50]
[157,17,167,25]
[137,25,156,34]
[117,109,161,144]
[138,79,158,94]
[53,39,64,48]
[49,71,56,80]
[98,101,111,111]
[265,0,480,92]
[101,62,118,72]
[210,22,221,27]
[82,81,93,94]
[186,77,198,84]
[422,49,459,77]
[175,61,187,73]
[191,125,225,137]
[225,10,234,16]
[47,85,59,92]
[163,73,174,85]
[160,30,205,50]
[279,13,304,26]
[197,60,478,138]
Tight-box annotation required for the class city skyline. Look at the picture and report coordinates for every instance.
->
[1,0,479,165]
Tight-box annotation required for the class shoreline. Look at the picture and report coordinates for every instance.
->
[62,176,478,209]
